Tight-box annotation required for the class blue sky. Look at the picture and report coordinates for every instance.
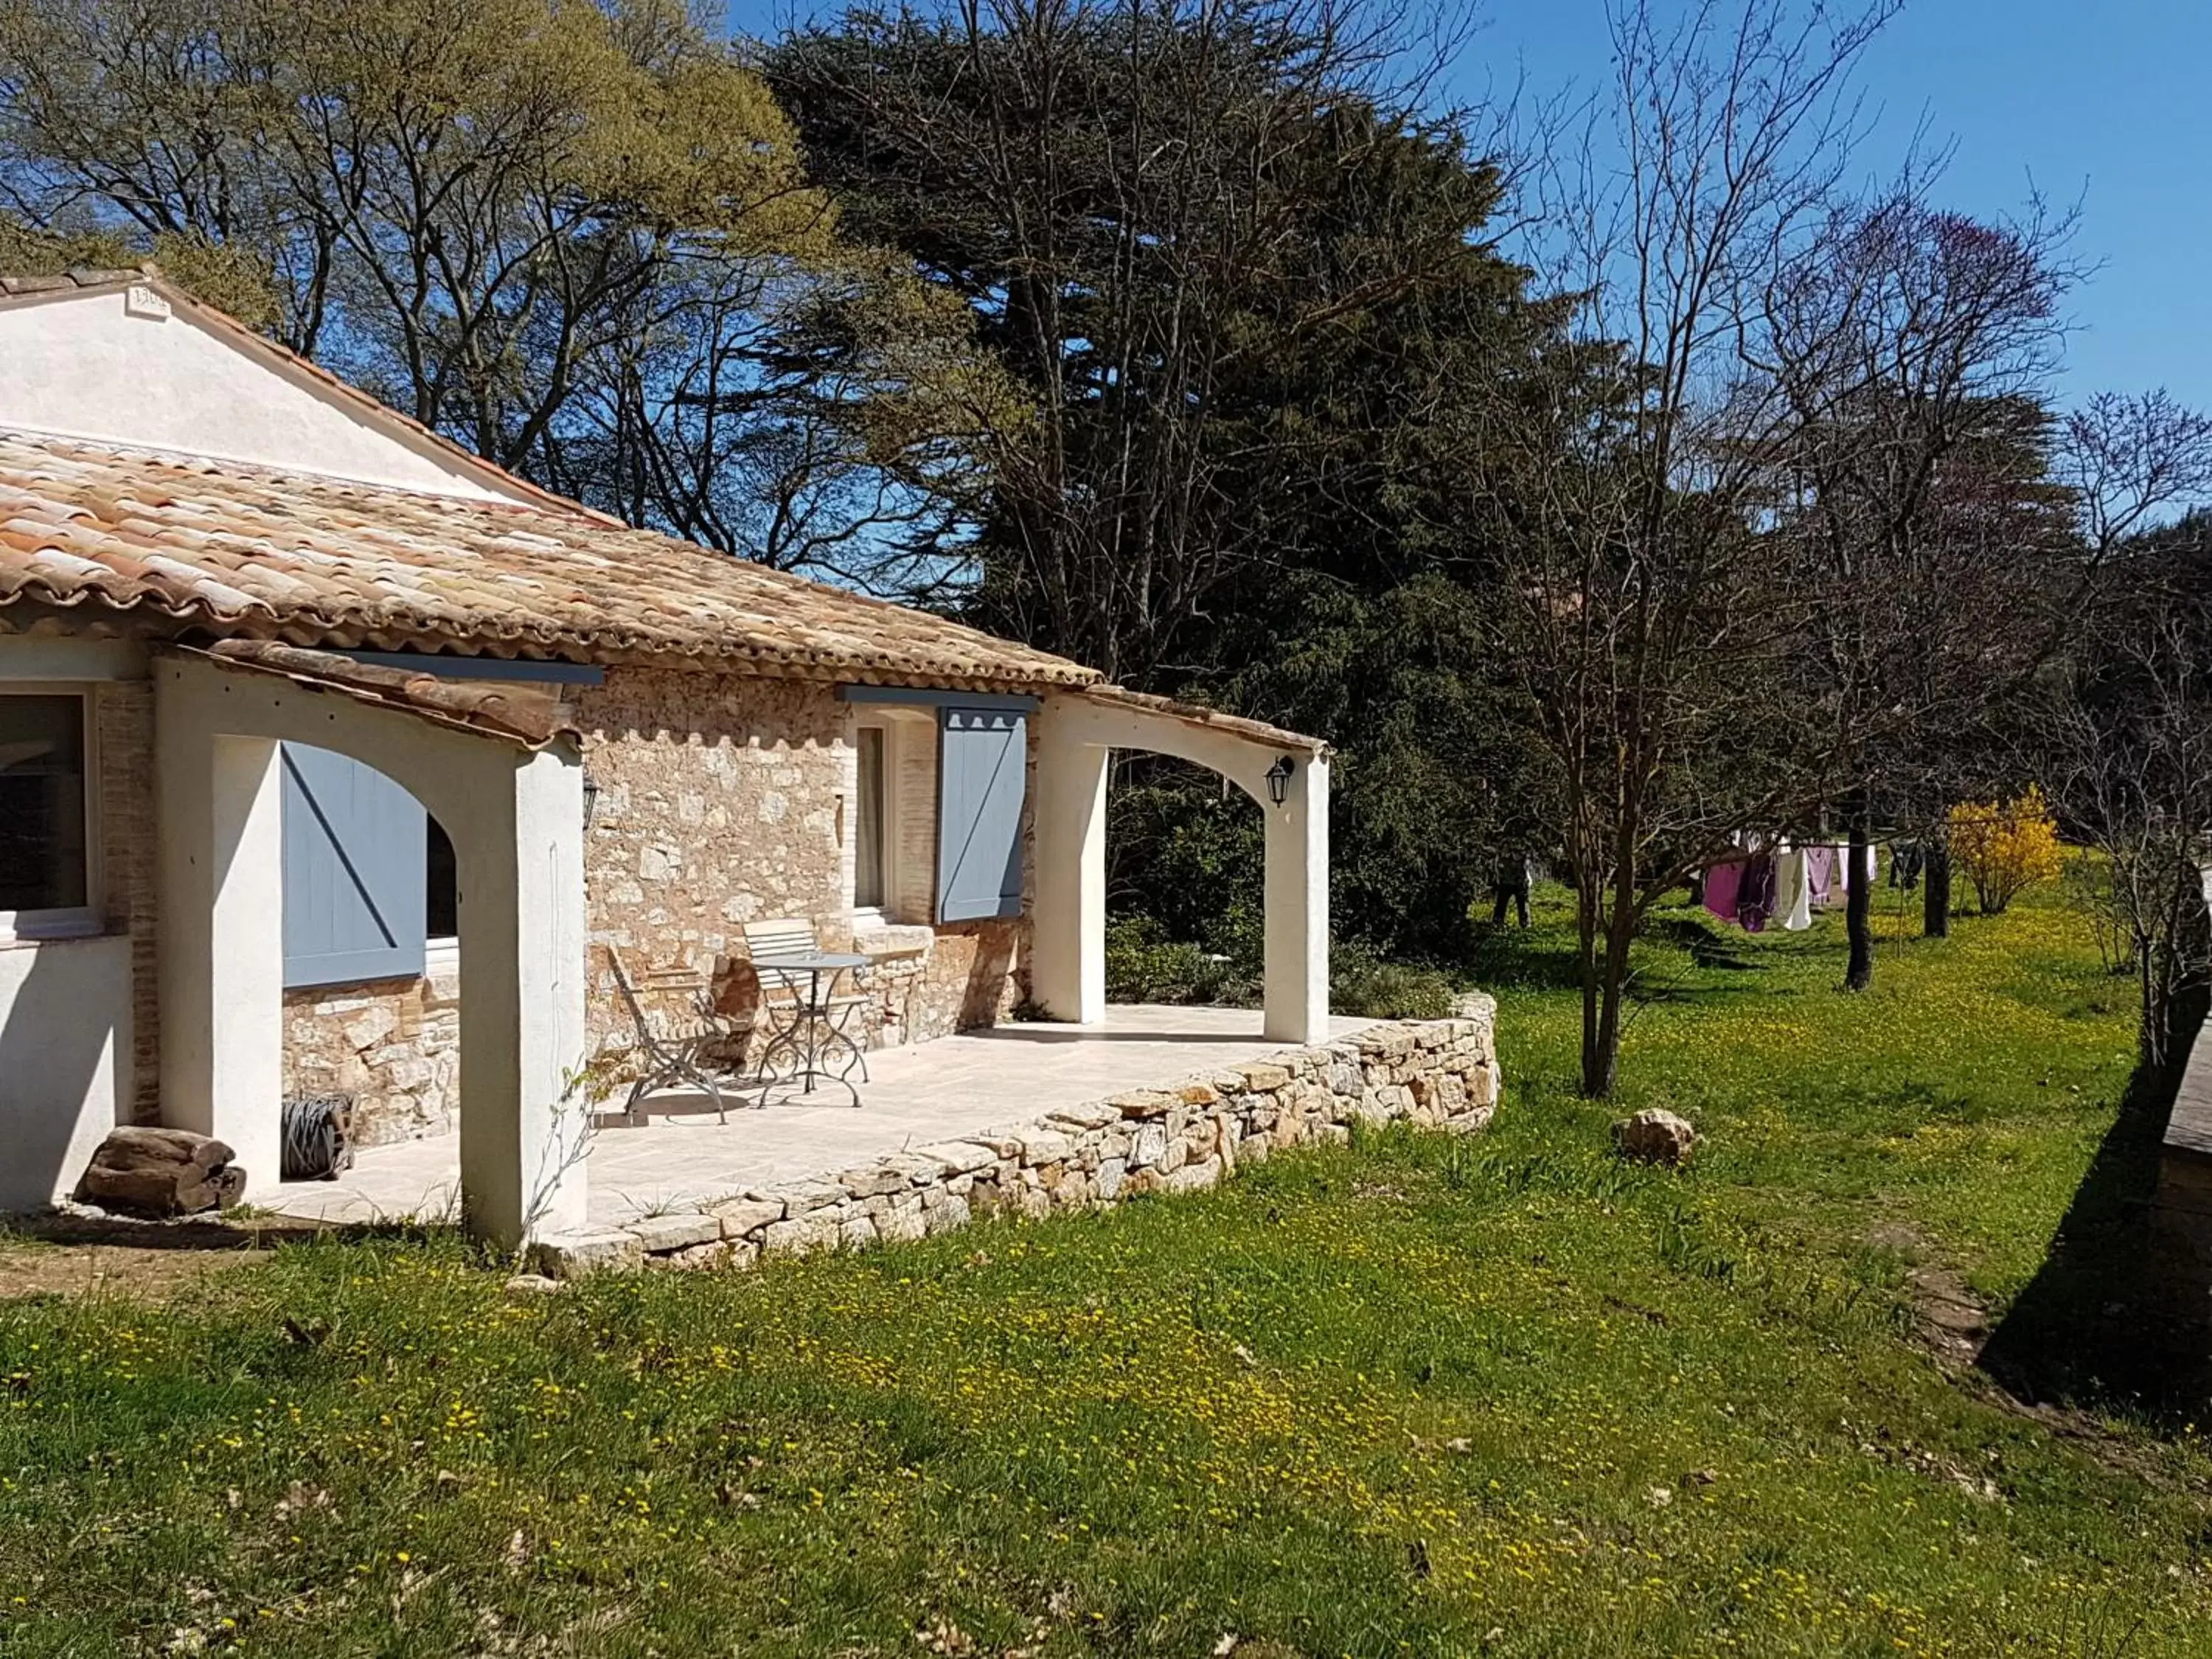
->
[726,1,2211,411]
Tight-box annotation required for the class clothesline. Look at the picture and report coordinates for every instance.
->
[1701,840,1876,933]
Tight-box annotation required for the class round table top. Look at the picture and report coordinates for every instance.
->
[753,950,869,973]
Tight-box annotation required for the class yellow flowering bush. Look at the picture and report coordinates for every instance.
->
[1947,784,2063,914]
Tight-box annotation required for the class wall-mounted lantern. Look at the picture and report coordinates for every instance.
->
[582,772,601,831]
[1265,755,1295,806]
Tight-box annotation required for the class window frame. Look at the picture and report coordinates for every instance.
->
[848,708,944,928]
[851,720,894,926]
[0,685,101,945]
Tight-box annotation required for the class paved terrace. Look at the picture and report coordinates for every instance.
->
[259,1005,1377,1231]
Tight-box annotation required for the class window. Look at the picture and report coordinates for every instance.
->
[426,816,459,941]
[855,725,888,912]
[0,692,92,933]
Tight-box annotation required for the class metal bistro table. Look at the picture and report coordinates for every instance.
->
[751,950,871,1106]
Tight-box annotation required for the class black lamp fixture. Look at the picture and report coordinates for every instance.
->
[1265,755,1295,806]
[582,771,600,831]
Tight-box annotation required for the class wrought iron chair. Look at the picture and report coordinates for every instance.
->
[602,945,757,1124]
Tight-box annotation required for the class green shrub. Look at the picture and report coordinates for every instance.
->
[1329,941,1456,1020]
[1104,916,1259,1006]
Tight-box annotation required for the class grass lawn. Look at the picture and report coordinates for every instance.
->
[5,876,2209,1657]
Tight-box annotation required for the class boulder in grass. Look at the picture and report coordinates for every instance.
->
[74,1127,246,1217]
[1613,1108,1697,1167]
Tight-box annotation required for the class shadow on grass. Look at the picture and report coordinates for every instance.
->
[1467,925,1586,993]
[1648,914,1763,970]
[5,1210,454,1253]
[1979,981,2211,1415]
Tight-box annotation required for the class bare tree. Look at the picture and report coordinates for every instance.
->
[1472,0,1897,1096]
[2058,391,2212,566]
[2051,553,2212,1069]
[2043,400,2212,1068]
[1759,189,2081,983]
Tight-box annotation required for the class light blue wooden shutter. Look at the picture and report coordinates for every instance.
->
[281,743,427,987]
[936,706,1027,922]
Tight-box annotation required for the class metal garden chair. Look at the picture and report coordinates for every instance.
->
[602,945,757,1124]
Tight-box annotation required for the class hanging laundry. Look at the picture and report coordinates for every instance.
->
[1775,846,1812,931]
[1847,841,1879,892]
[1737,852,1778,933]
[1888,840,1925,891]
[1703,858,1745,924]
[1804,845,1836,908]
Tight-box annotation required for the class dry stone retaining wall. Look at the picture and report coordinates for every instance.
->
[530,995,1502,1277]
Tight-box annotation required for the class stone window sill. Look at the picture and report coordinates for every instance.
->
[852,922,935,959]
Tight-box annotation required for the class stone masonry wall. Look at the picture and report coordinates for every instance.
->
[282,664,1032,1138]
[282,957,461,1147]
[844,921,1026,1048]
[530,994,1503,1276]
[571,665,1030,1057]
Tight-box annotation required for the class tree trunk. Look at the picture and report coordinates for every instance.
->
[1579,852,1640,1097]
[1845,799,1874,991]
[1577,872,1605,1096]
[1921,835,1951,939]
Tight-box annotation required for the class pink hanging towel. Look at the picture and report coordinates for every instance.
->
[1703,859,1745,923]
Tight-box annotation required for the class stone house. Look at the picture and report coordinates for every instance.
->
[0,268,1332,1244]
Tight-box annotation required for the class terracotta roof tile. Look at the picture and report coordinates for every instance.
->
[170,640,576,748]
[0,428,1096,690]
[1078,685,1332,754]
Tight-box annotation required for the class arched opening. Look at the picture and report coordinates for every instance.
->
[276,741,463,1175]
[1104,753,1267,1006]
[155,651,588,1246]
[1032,689,1329,1045]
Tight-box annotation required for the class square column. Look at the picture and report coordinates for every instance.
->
[1262,754,1329,1045]
[454,747,589,1247]
[156,729,285,1186]
[1031,716,1109,1024]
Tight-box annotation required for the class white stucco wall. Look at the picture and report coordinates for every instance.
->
[0,634,147,1211]
[0,285,526,501]
[0,933,131,1211]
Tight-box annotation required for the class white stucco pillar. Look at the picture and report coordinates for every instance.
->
[454,745,589,1248]
[156,728,285,1185]
[1262,753,1329,1046]
[1031,714,1110,1025]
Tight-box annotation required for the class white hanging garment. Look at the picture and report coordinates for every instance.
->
[1776,846,1812,931]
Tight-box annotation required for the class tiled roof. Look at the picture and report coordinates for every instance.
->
[0,264,150,296]
[173,640,577,748]
[0,428,1097,689]
[1078,685,1332,754]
